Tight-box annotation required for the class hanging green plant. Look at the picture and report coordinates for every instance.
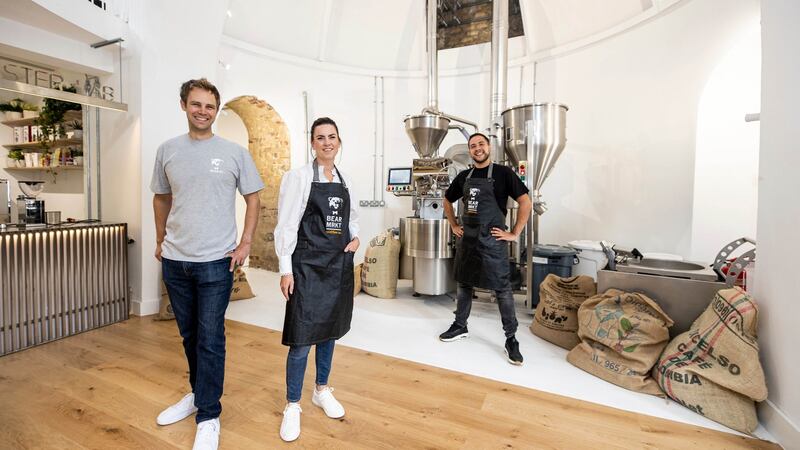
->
[35,86,82,149]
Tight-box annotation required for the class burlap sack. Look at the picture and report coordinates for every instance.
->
[652,287,767,434]
[156,268,256,321]
[230,267,255,301]
[155,281,175,321]
[361,229,401,299]
[530,275,597,350]
[354,263,363,297]
[567,289,674,396]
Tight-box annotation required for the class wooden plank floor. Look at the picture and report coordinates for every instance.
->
[0,317,779,450]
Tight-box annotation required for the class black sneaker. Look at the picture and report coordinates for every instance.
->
[439,323,469,342]
[504,336,523,365]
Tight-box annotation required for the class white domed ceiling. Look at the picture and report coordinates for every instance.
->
[223,0,678,72]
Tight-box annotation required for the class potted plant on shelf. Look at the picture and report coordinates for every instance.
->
[68,120,83,139]
[0,101,23,120]
[6,149,24,168]
[70,147,83,166]
[35,86,82,149]
[21,102,39,119]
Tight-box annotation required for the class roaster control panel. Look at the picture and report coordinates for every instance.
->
[386,167,413,192]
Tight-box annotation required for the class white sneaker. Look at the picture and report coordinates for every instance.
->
[192,418,220,450]
[280,403,302,442]
[312,387,345,419]
[156,393,198,426]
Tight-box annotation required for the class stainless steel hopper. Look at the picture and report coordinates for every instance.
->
[404,114,451,158]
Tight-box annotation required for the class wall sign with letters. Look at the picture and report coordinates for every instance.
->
[1,56,116,101]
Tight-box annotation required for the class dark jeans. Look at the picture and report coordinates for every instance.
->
[286,339,335,403]
[162,257,233,423]
[454,282,518,338]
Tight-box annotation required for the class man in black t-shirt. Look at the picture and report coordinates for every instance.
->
[440,133,532,365]
[445,158,530,215]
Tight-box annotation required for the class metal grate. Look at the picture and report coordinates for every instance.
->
[0,225,128,356]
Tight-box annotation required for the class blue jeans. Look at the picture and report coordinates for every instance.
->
[162,257,233,423]
[286,340,335,402]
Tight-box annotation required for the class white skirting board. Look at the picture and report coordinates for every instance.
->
[131,297,160,316]
[759,400,800,450]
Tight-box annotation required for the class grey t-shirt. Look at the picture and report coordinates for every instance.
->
[150,134,265,262]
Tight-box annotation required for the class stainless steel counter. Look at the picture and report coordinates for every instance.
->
[0,221,116,234]
[0,222,129,356]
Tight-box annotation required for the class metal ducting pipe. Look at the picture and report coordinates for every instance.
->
[427,0,438,111]
[489,0,509,162]
[422,107,478,131]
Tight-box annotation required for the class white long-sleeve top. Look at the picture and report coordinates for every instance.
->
[275,162,360,274]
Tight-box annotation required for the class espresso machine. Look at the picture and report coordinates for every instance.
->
[17,180,45,225]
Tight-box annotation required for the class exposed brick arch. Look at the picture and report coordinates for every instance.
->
[224,96,290,272]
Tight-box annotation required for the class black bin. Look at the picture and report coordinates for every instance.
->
[531,244,577,308]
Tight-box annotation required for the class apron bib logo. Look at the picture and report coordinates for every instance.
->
[326,196,344,234]
[467,187,481,215]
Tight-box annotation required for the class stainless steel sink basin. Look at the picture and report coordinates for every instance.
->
[633,259,706,271]
[616,258,719,281]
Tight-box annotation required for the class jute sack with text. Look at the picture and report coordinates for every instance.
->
[361,229,401,298]
[155,267,255,321]
[530,275,597,350]
[652,287,767,434]
[567,289,674,396]
[354,263,363,297]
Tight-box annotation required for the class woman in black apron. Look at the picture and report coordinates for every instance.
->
[274,117,359,442]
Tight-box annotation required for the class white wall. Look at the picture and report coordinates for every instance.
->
[755,1,800,448]
[530,0,760,259]
[690,20,761,262]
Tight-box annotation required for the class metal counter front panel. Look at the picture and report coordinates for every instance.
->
[0,224,129,356]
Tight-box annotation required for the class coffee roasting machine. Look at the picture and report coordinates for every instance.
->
[391,0,568,312]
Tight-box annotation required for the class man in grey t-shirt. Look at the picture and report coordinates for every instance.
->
[150,78,264,450]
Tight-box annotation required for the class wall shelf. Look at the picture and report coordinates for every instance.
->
[3,166,83,172]
[3,138,83,151]
[0,110,82,128]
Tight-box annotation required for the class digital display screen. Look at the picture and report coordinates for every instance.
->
[388,168,412,185]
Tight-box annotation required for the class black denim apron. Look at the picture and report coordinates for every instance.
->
[453,163,511,291]
[282,159,354,346]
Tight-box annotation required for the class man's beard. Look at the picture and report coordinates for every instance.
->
[472,152,489,164]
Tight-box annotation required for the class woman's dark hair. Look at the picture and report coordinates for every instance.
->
[310,117,341,143]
